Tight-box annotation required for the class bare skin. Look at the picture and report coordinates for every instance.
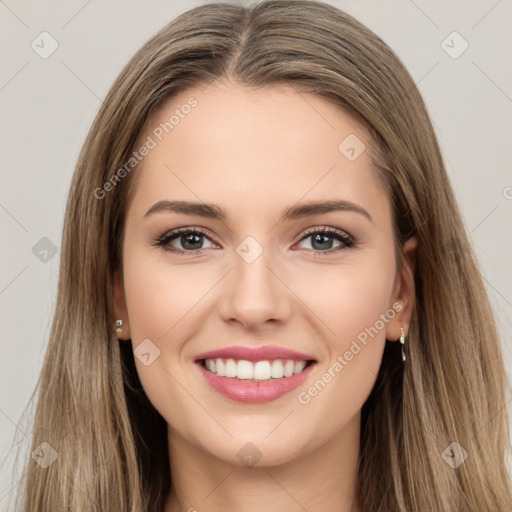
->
[114,80,416,512]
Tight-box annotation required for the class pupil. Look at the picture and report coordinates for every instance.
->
[182,233,202,250]
[312,233,332,250]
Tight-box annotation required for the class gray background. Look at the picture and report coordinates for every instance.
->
[1,0,511,507]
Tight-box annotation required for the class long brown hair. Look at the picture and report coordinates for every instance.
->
[18,1,512,510]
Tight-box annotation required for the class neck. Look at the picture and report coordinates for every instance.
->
[164,413,361,512]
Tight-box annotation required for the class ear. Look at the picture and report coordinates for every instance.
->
[113,269,131,340]
[386,236,417,341]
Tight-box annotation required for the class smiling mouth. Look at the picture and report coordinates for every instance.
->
[198,358,316,381]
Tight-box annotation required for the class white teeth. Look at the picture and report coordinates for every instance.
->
[224,358,237,378]
[271,360,284,378]
[283,360,294,377]
[237,360,253,380]
[253,361,271,380]
[205,359,216,373]
[203,358,310,380]
[294,360,307,374]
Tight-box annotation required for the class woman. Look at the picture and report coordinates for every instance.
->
[19,1,512,510]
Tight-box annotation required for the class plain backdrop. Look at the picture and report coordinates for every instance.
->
[1,0,511,508]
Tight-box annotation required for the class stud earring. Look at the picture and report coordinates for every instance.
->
[114,319,123,333]
[399,327,406,362]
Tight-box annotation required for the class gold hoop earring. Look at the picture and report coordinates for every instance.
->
[399,327,406,362]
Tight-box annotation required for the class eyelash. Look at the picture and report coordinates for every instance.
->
[153,226,355,256]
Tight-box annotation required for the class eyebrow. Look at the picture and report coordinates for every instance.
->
[144,199,372,223]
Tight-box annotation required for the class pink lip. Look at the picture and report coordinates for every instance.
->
[194,345,316,363]
[196,361,316,403]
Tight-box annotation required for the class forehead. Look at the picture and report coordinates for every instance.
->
[127,81,390,225]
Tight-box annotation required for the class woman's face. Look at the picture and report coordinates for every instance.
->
[114,81,416,466]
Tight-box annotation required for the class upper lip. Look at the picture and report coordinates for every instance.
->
[195,345,317,363]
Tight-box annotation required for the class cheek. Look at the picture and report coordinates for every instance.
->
[296,257,396,352]
[291,256,396,417]
[122,245,206,341]
[120,246,205,427]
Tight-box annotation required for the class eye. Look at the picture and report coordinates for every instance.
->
[154,227,217,253]
[295,226,354,254]
[153,225,355,255]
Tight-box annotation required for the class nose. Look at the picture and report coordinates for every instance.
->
[217,245,292,331]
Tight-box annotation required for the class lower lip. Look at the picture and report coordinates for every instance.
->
[196,362,315,403]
